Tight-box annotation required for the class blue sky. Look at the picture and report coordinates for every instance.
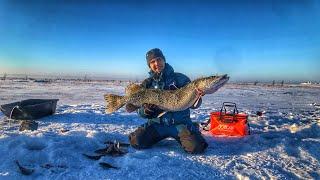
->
[0,0,319,81]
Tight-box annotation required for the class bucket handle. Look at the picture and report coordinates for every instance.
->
[220,102,239,115]
[219,102,239,123]
[9,105,22,119]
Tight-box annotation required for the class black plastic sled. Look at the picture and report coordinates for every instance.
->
[0,99,59,120]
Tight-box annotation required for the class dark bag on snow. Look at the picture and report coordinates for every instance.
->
[0,99,59,120]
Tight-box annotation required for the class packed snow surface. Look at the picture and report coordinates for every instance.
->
[0,80,319,179]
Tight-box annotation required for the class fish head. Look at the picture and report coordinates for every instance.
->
[194,74,229,94]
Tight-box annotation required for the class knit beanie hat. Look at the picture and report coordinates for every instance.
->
[146,48,166,67]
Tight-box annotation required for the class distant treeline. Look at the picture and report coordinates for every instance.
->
[1,73,318,85]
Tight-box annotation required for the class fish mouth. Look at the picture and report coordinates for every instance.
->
[218,74,229,85]
[205,74,229,94]
[219,74,229,85]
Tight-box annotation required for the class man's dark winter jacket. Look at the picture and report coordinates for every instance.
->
[137,63,201,125]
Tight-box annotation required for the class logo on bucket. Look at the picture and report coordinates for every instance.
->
[217,124,234,132]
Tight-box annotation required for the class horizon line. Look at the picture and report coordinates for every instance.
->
[1,73,319,84]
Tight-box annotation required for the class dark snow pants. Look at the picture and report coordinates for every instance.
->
[129,122,208,154]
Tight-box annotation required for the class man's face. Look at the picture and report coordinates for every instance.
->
[149,57,165,73]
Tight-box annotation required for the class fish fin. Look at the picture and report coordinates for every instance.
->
[125,103,139,113]
[125,83,142,96]
[193,96,201,107]
[157,111,167,118]
[104,94,126,113]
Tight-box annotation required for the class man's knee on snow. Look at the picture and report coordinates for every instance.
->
[129,125,161,149]
[178,126,208,154]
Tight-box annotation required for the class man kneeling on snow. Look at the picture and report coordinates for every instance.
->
[129,48,208,154]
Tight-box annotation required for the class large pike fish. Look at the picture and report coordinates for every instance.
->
[104,74,229,114]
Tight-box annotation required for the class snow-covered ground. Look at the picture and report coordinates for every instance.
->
[0,80,319,179]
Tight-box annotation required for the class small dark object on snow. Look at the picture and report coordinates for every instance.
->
[99,162,119,169]
[0,99,59,120]
[60,129,69,133]
[40,163,67,170]
[41,163,54,169]
[15,160,34,175]
[200,119,210,131]
[19,120,38,131]
[256,111,263,116]
[82,153,103,160]
[95,142,127,157]
[104,141,130,147]
[84,141,128,160]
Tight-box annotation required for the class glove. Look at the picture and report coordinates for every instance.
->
[143,104,163,119]
[191,88,204,109]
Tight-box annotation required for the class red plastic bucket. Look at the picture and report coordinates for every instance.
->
[209,102,250,137]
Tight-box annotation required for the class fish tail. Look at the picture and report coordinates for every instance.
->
[104,94,126,113]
